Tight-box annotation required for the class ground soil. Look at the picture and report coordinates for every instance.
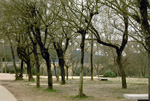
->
[0,73,148,101]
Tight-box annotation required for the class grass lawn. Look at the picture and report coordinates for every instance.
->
[0,73,148,101]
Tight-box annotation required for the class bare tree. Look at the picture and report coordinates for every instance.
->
[54,0,99,97]
[89,2,129,89]
[101,0,150,98]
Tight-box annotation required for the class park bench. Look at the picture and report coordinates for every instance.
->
[123,94,148,101]
[100,78,108,81]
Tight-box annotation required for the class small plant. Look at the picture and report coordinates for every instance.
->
[104,69,116,77]
[117,96,123,99]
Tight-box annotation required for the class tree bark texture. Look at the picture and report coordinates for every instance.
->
[19,60,24,79]
[53,60,59,82]
[8,36,19,80]
[53,43,66,84]
[33,43,40,88]
[116,52,127,89]
[42,49,53,89]
[26,61,34,81]
[79,32,86,97]
[66,66,69,80]
[90,35,94,80]
[148,52,150,101]
[59,57,65,84]
[139,0,150,99]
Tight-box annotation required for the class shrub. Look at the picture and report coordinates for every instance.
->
[10,69,15,74]
[104,69,116,77]
[32,67,36,75]
[17,68,21,73]
[75,68,80,76]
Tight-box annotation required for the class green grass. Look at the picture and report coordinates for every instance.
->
[70,95,94,100]
[117,96,124,99]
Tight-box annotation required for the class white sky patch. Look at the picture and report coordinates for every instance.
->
[76,48,81,50]
[87,43,90,46]
[75,42,78,45]
[134,50,140,54]
[62,42,65,45]
[122,51,126,57]
[94,43,97,47]
[95,50,104,56]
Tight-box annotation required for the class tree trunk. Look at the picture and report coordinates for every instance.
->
[19,60,24,79]
[79,33,86,97]
[90,35,94,80]
[45,57,53,89]
[138,0,150,99]
[146,39,150,101]
[53,43,66,84]
[72,68,74,79]
[36,63,40,88]
[26,61,34,81]
[53,60,59,82]
[57,67,60,82]
[33,32,53,89]
[66,66,69,80]
[8,36,19,80]
[148,52,150,101]
[33,43,40,88]
[41,49,53,89]
[116,53,127,89]
[0,58,2,73]
[59,57,65,84]
[145,34,150,101]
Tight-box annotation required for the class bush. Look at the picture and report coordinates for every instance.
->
[10,69,15,74]
[32,67,36,75]
[75,68,80,76]
[104,69,116,77]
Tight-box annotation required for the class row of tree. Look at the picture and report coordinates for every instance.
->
[0,0,149,98]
